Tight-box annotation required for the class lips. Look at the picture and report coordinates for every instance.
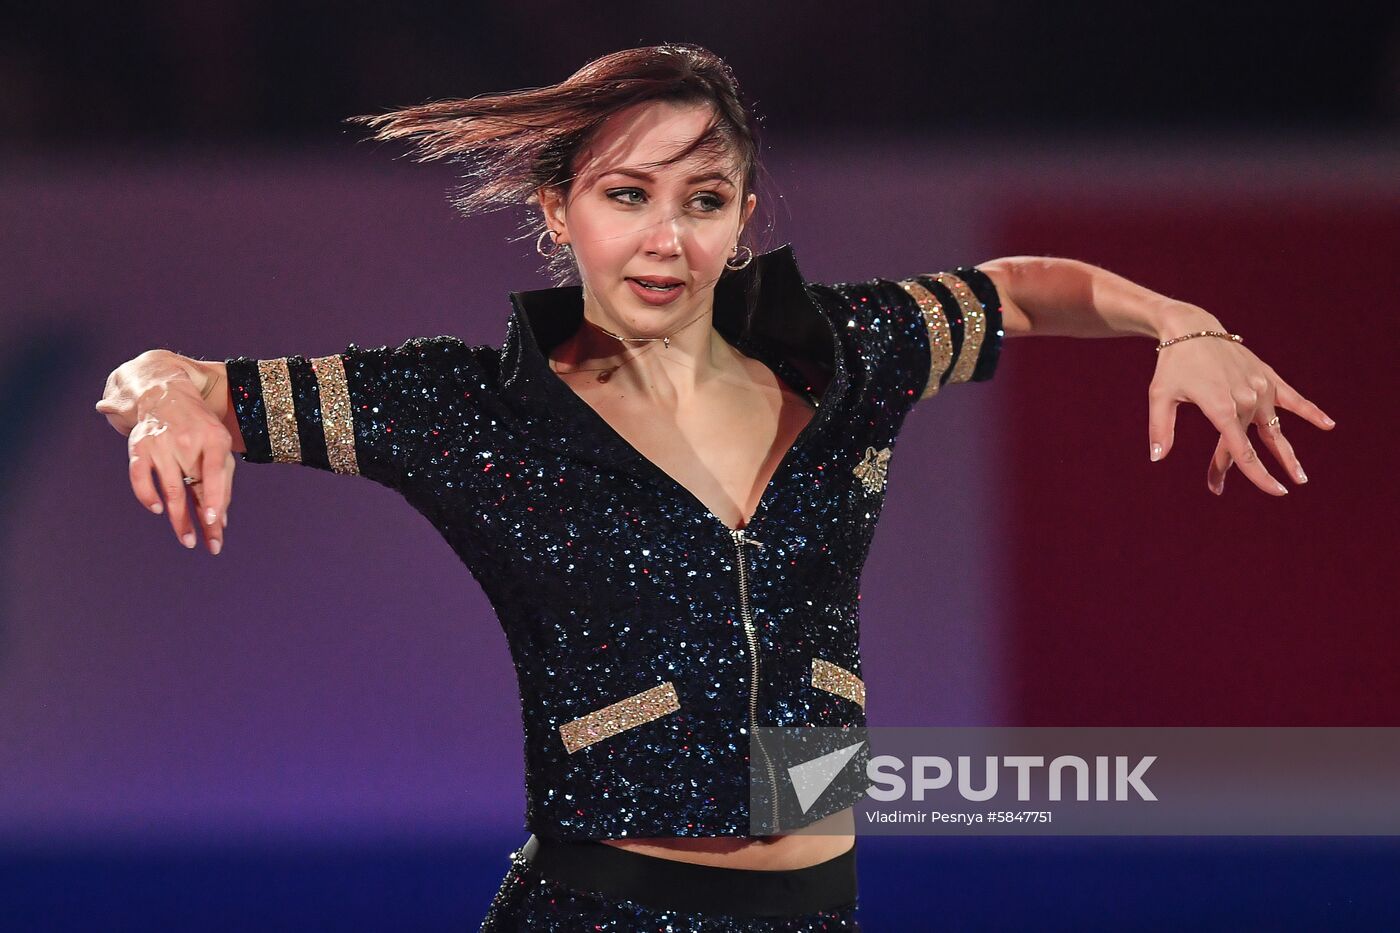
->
[627,276,684,287]
[626,277,685,304]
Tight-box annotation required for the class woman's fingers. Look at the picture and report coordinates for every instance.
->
[1253,403,1308,486]
[192,444,229,555]
[1206,410,1246,495]
[1147,387,1180,462]
[223,450,235,529]
[127,435,166,516]
[1200,392,1288,497]
[1272,372,1337,431]
[1213,420,1304,493]
[1162,353,1332,498]
[150,444,200,548]
[120,387,239,553]
[1207,434,1232,495]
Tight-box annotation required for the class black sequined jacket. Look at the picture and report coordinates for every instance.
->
[225,244,1004,840]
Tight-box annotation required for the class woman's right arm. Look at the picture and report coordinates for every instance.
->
[95,349,235,555]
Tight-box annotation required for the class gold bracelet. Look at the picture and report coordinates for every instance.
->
[1155,330,1244,353]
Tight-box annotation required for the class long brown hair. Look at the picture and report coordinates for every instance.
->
[346,43,774,290]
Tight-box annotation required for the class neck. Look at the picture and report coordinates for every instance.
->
[552,283,734,398]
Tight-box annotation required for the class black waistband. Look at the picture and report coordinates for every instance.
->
[516,834,858,918]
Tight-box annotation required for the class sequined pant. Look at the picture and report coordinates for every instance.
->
[479,839,862,932]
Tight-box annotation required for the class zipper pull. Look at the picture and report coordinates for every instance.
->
[734,527,764,548]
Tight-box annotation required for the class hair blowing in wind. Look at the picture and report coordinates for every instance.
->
[344,43,772,282]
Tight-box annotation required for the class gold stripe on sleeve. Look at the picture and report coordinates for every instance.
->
[896,279,954,399]
[256,358,302,464]
[932,272,988,385]
[559,681,682,754]
[310,354,359,475]
[812,658,866,710]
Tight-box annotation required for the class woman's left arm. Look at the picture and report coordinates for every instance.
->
[974,256,1336,498]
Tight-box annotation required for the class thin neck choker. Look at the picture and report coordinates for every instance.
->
[551,307,712,382]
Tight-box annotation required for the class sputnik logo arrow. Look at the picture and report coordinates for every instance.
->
[787,741,866,813]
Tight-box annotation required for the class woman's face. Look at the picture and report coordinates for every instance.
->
[538,100,757,335]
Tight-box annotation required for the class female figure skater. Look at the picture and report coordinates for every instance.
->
[96,43,1334,931]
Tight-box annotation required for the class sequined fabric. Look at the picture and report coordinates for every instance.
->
[811,658,866,710]
[559,681,682,754]
[224,244,1004,841]
[478,843,861,932]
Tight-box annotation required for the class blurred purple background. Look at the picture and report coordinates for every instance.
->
[4,3,1398,930]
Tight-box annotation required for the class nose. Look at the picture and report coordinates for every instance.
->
[640,209,682,259]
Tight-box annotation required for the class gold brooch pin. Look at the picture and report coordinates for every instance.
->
[852,446,891,495]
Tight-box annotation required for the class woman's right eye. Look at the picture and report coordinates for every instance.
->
[607,188,643,204]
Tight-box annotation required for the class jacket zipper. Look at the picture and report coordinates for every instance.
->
[728,525,780,833]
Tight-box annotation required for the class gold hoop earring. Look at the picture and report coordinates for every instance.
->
[725,244,753,270]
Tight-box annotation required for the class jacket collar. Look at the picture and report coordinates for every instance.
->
[499,243,849,472]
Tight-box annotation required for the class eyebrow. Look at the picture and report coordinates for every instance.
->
[602,168,735,187]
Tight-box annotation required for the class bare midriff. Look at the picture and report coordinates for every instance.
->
[598,806,854,870]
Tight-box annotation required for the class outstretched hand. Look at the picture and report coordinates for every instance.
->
[1146,321,1335,497]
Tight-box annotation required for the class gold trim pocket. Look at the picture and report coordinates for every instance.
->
[558,681,681,754]
[811,658,866,710]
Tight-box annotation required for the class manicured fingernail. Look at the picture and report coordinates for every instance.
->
[1150,443,1163,462]
[1275,482,1289,495]
[150,501,164,515]
[210,539,222,556]
[205,507,217,525]
[1323,416,1335,426]
[181,532,196,548]
[1296,467,1308,483]
[221,513,227,529]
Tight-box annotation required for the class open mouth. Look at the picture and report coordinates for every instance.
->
[627,278,682,292]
